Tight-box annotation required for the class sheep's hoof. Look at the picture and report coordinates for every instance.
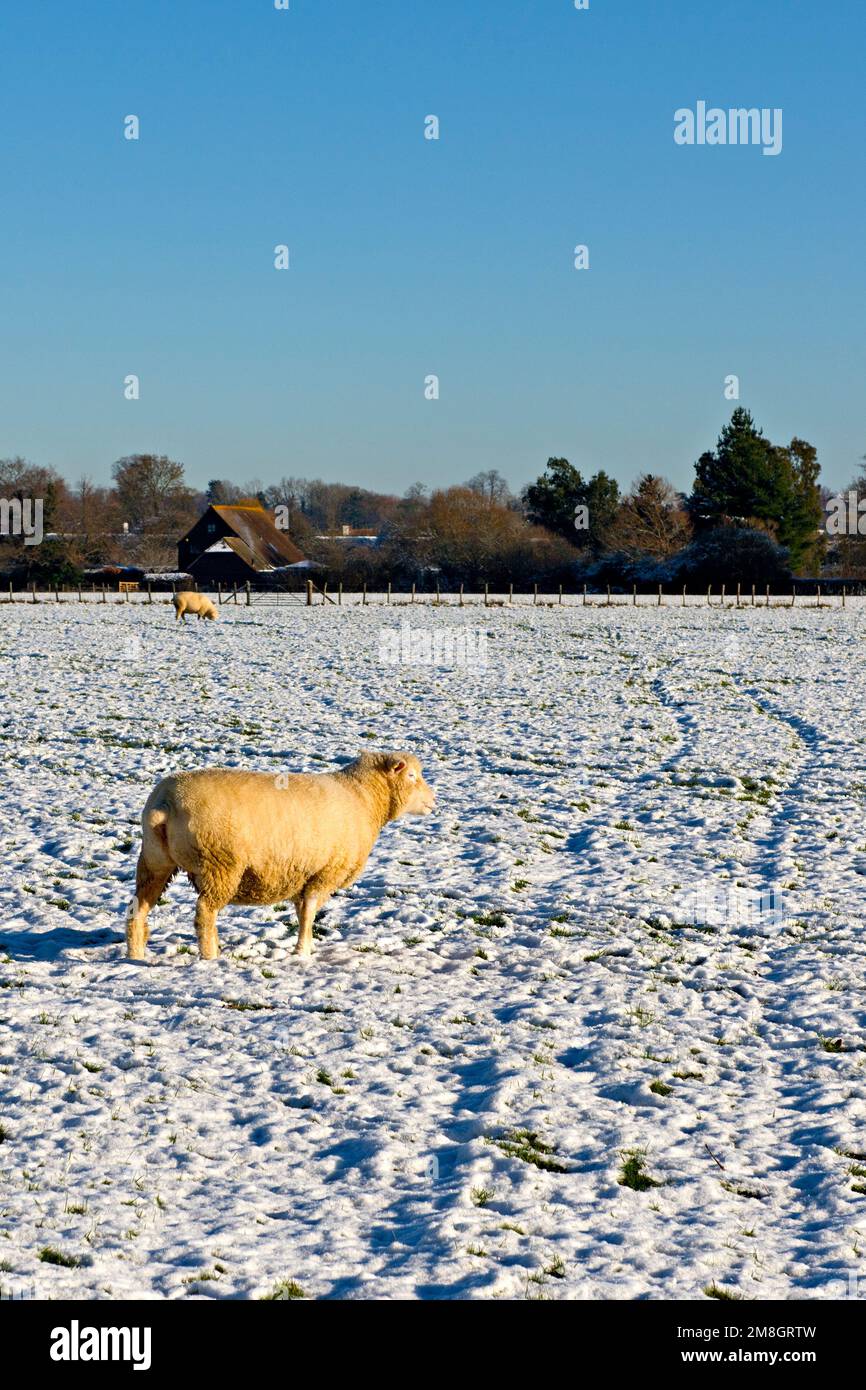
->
[294,944,312,959]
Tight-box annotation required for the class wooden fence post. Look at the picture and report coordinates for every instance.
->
[633,584,637,606]
[583,585,587,606]
[765,584,770,607]
[558,584,563,605]
[338,582,343,606]
[508,583,513,605]
[362,583,367,607]
[736,583,741,609]
[657,584,662,607]
[387,582,391,605]
[606,585,611,606]
[306,580,313,607]
[245,581,251,606]
[816,585,821,609]
[707,584,711,606]
[533,584,538,606]
[751,584,755,607]
[485,583,490,608]
[842,585,847,608]
[411,583,415,604]
[682,584,686,607]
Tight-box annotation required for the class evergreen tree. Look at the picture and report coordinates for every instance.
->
[582,470,620,548]
[523,458,584,539]
[689,409,822,572]
[689,409,786,526]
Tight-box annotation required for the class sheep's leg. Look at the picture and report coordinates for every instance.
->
[294,894,318,958]
[194,896,222,960]
[127,863,174,960]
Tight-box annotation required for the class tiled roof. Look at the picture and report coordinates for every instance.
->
[209,504,306,567]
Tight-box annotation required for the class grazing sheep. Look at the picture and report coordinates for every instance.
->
[126,751,435,961]
[172,591,218,622]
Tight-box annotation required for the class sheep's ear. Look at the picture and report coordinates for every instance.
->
[388,757,407,774]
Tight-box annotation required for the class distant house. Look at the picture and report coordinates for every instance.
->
[315,525,380,546]
[178,503,309,585]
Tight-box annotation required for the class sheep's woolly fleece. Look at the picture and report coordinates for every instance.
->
[0,596,865,1301]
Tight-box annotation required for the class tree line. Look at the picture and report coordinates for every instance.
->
[1,410,861,586]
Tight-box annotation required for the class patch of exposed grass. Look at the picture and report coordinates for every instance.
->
[260,1279,306,1300]
[38,1246,80,1268]
[618,1149,661,1192]
[721,1180,765,1201]
[490,1129,570,1174]
[471,910,507,928]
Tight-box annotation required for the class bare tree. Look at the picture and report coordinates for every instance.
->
[607,474,692,559]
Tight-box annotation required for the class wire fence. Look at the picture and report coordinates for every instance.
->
[2,579,863,610]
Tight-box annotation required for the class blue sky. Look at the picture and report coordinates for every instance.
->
[1,0,863,495]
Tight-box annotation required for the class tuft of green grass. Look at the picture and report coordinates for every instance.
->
[649,1079,673,1097]
[490,1129,570,1174]
[471,910,507,928]
[260,1279,306,1300]
[618,1149,662,1192]
[38,1246,80,1268]
[704,1283,746,1301]
[721,1180,765,1201]
[471,1186,494,1208]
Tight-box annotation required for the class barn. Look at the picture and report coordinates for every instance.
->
[178,502,310,585]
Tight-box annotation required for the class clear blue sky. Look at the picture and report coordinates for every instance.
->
[1,0,863,496]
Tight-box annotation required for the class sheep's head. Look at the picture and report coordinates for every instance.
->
[356,751,435,820]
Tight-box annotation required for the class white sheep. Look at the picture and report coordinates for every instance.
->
[126,751,435,960]
[172,591,219,622]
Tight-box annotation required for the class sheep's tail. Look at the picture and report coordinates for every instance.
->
[142,804,174,869]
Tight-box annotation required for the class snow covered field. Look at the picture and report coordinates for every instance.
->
[1,597,865,1301]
